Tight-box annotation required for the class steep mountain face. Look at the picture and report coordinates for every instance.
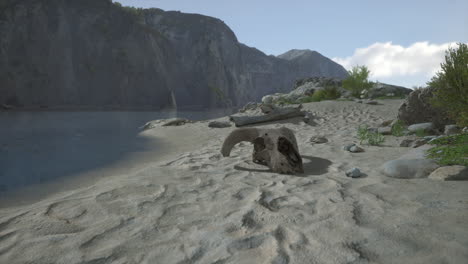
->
[0,0,180,109]
[0,0,349,110]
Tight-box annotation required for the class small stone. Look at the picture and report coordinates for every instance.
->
[346,168,362,178]
[377,127,392,135]
[343,143,356,151]
[310,136,328,144]
[400,139,414,147]
[444,125,460,135]
[208,121,232,128]
[423,135,438,141]
[412,139,428,148]
[365,100,378,105]
[355,100,363,104]
[260,104,274,114]
[367,127,378,133]
[408,122,434,133]
[349,145,364,153]
[428,165,468,181]
[380,120,394,127]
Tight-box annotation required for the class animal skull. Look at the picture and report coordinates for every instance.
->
[221,127,303,174]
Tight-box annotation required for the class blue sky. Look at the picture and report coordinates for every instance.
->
[115,0,468,87]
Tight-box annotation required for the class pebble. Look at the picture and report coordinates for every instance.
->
[346,168,362,178]
[310,136,328,144]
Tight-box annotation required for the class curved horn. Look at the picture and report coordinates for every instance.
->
[221,128,259,157]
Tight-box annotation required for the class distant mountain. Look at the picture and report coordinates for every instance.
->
[0,0,349,110]
[278,49,349,79]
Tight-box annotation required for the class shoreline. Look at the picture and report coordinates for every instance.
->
[0,120,225,208]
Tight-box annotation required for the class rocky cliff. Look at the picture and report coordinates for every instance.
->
[0,0,349,110]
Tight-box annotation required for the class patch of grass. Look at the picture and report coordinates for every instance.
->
[357,124,385,146]
[427,134,468,166]
[414,128,429,137]
[391,120,406,137]
[298,96,320,103]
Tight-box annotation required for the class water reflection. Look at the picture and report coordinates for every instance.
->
[0,109,233,192]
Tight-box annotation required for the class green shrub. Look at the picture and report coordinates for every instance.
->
[427,134,468,166]
[357,125,385,146]
[391,120,406,137]
[342,65,373,98]
[428,43,468,127]
[299,85,341,103]
[322,84,341,99]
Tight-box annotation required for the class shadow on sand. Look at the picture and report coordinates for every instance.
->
[233,155,332,177]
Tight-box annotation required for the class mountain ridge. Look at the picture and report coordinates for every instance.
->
[0,0,349,110]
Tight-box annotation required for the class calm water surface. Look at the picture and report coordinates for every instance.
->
[0,110,233,194]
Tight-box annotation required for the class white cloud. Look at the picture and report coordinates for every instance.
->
[332,41,459,87]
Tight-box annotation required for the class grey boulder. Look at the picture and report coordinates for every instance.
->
[408,122,434,133]
[428,166,468,181]
[377,127,392,135]
[444,125,460,135]
[397,86,454,130]
[382,159,439,179]
[381,145,439,179]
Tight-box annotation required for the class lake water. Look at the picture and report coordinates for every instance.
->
[0,109,233,195]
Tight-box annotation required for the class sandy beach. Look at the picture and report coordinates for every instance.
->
[0,99,467,264]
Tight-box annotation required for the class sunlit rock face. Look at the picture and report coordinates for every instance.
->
[0,0,348,110]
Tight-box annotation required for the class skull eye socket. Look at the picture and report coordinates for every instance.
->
[253,137,266,152]
[277,137,290,153]
[277,137,301,164]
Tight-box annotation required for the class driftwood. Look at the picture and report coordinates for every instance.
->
[221,127,303,174]
[0,104,13,110]
[230,104,305,127]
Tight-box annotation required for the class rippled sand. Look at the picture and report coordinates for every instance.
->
[1,100,467,264]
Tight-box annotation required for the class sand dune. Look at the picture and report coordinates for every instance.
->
[0,100,467,264]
